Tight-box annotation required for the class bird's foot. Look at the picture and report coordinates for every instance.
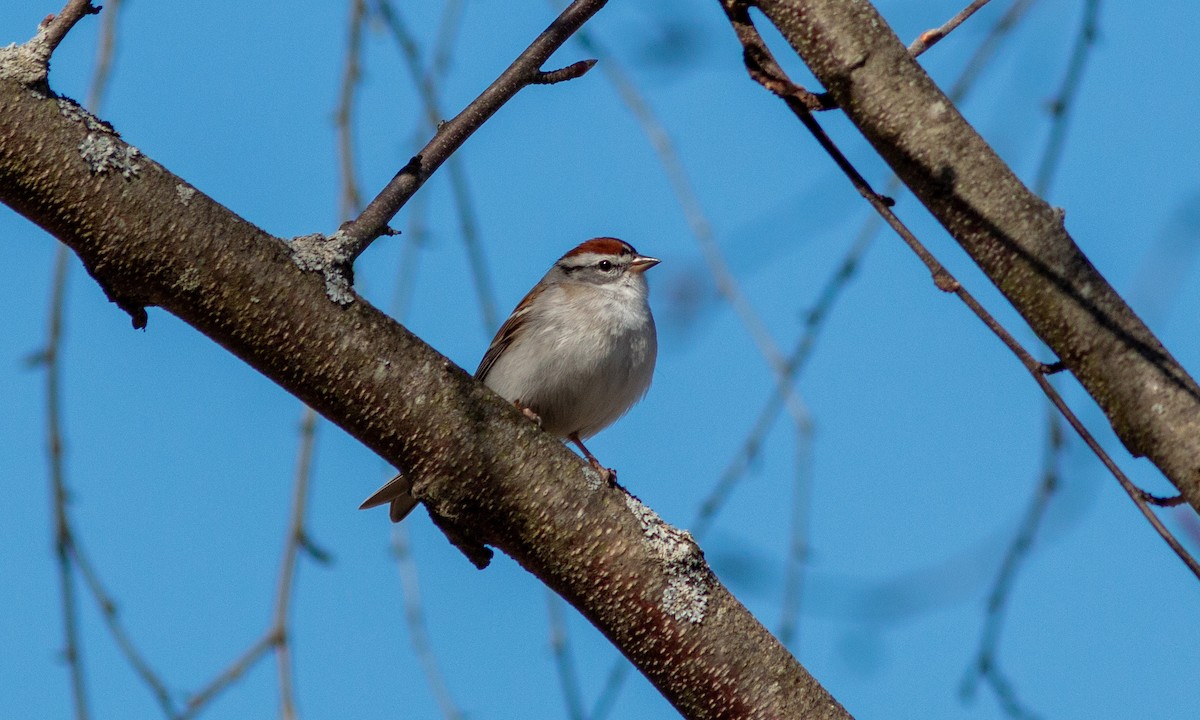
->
[514,400,542,428]
[591,459,618,486]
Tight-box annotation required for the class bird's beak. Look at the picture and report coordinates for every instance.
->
[630,255,660,274]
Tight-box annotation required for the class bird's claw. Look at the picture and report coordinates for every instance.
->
[592,460,617,486]
[514,401,542,428]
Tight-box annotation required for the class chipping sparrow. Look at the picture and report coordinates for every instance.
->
[361,237,660,522]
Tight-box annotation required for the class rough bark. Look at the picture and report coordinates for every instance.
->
[0,78,851,719]
[751,0,1200,511]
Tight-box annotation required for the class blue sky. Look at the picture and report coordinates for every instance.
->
[4,1,1200,718]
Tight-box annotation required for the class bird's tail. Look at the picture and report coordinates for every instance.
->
[359,473,419,522]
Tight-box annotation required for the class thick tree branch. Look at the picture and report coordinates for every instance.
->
[738,0,1200,517]
[716,3,1200,578]
[0,78,851,720]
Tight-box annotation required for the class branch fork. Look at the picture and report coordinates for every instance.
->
[0,0,100,87]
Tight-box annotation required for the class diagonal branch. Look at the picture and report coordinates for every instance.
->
[731,0,1200,519]
[0,71,853,720]
[695,0,1039,539]
[718,1,1200,579]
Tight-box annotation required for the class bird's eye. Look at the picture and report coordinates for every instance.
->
[597,260,614,272]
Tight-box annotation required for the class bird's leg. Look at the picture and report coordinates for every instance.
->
[514,399,542,428]
[568,432,616,485]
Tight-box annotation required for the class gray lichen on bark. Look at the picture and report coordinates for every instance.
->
[624,493,713,624]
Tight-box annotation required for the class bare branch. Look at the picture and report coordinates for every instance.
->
[589,660,630,720]
[777,426,814,648]
[1031,0,1100,196]
[720,3,1200,580]
[565,24,818,693]
[426,0,466,85]
[697,0,1038,537]
[384,0,468,325]
[723,0,999,112]
[1140,491,1187,508]
[37,7,127,713]
[692,222,872,539]
[733,0,1200,545]
[71,540,176,716]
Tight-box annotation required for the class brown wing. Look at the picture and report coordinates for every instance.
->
[475,285,540,381]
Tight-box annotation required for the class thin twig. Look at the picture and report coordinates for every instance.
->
[722,0,998,112]
[179,406,320,720]
[445,163,498,331]
[392,529,464,720]
[909,0,995,56]
[691,218,874,539]
[393,188,430,323]
[723,8,1200,581]
[333,0,607,262]
[949,0,1039,95]
[546,592,587,720]
[253,9,364,718]
[395,0,465,324]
